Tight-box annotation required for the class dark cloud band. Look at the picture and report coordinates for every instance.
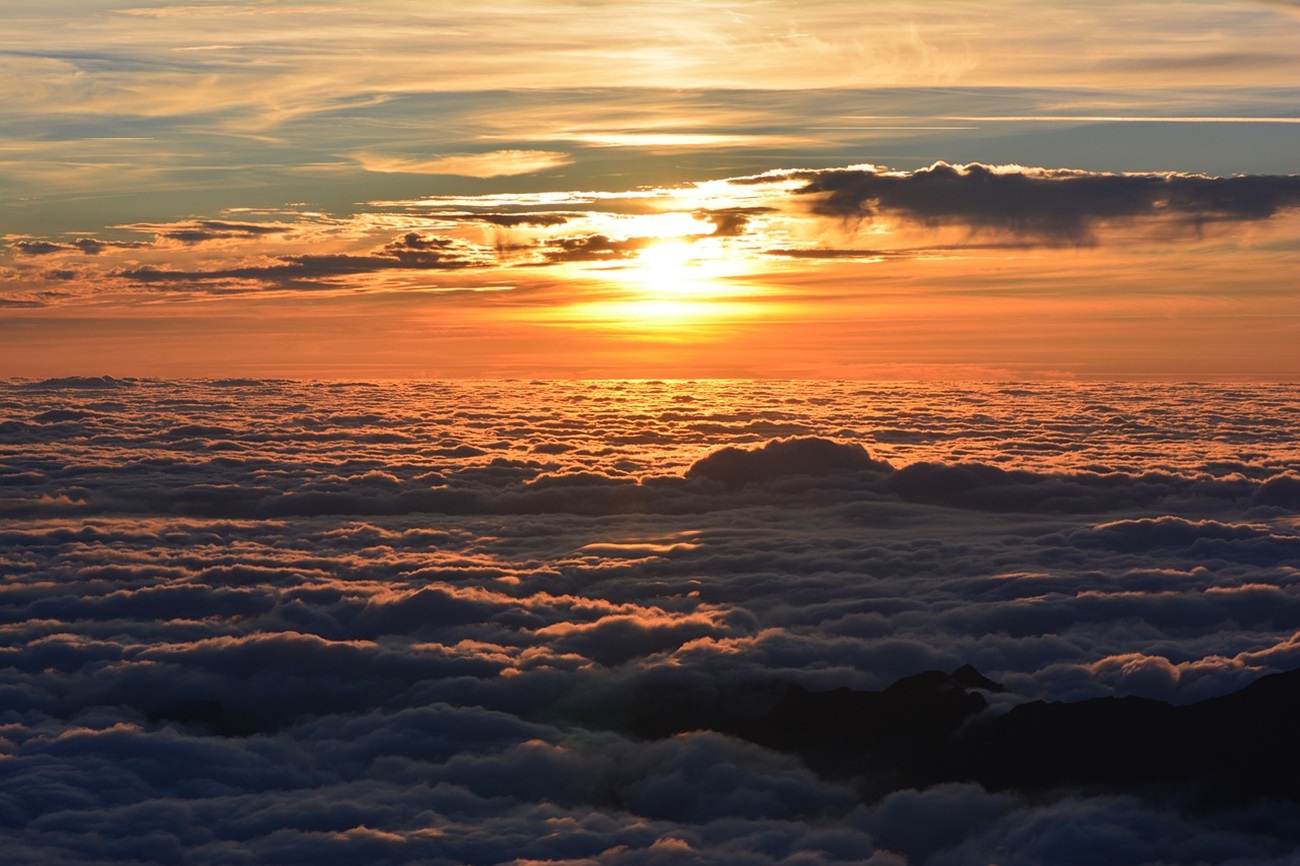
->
[789,162,1300,239]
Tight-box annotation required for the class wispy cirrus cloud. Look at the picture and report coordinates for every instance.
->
[9,2,1296,117]
[352,149,574,178]
[0,0,1295,270]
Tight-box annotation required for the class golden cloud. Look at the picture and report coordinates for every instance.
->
[353,150,573,178]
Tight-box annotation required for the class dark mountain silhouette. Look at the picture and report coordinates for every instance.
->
[719,668,990,798]
[610,665,1300,815]
[957,668,1300,805]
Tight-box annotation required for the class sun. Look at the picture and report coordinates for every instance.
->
[637,237,691,271]
[536,233,773,334]
[566,238,754,329]
[637,239,695,288]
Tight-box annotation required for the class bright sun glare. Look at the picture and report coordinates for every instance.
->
[632,238,736,299]
[637,240,695,288]
[581,238,763,331]
[541,230,771,334]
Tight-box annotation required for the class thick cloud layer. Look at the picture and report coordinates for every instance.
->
[2,379,1298,863]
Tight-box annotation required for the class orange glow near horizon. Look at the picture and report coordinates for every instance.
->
[3,157,1299,379]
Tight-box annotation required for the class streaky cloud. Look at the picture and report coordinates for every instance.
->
[354,150,574,178]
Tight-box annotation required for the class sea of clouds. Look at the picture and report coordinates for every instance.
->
[2,378,1298,864]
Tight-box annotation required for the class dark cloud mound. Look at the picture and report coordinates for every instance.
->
[1257,473,1300,508]
[686,437,893,488]
[886,461,1256,513]
[1071,517,1300,562]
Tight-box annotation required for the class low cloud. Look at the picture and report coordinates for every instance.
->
[115,231,476,288]
[9,240,67,256]
[153,220,294,244]
[540,233,657,263]
[764,247,895,259]
[7,237,151,256]
[3,349,1300,863]
[476,213,574,227]
[695,207,772,237]
[687,436,893,488]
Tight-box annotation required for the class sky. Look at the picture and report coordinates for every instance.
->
[1,0,1299,379]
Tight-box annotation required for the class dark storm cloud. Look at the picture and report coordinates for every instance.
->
[788,163,1300,239]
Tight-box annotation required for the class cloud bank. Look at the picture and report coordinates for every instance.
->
[787,163,1300,240]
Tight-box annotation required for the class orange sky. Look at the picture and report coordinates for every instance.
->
[2,2,1298,379]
